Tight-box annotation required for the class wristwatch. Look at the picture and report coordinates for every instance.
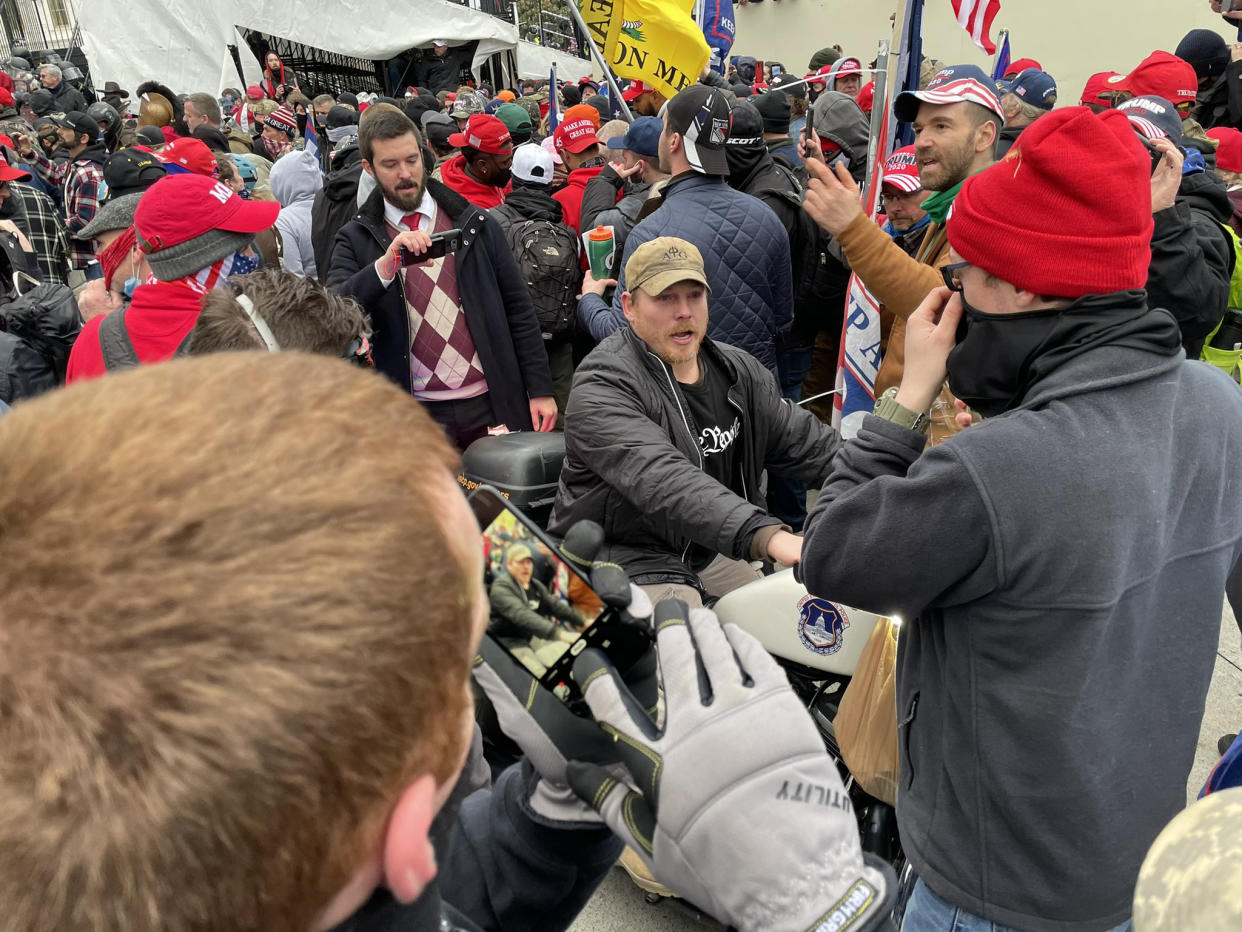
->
[873,387,931,434]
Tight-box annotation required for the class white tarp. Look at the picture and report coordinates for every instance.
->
[79,0,587,96]
[515,41,593,83]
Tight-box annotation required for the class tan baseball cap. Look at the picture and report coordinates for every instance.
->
[505,543,533,563]
[626,237,710,298]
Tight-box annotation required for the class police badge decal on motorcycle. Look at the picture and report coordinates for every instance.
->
[797,596,850,655]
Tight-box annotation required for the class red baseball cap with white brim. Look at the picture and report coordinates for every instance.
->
[447,113,513,155]
[881,146,921,193]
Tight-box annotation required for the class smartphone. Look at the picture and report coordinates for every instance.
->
[401,228,463,265]
[469,486,651,709]
[771,64,783,77]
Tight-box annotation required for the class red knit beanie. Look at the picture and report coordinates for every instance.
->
[947,107,1153,298]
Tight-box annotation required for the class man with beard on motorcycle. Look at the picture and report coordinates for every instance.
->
[801,106,1242,932]
[550,236,842,607]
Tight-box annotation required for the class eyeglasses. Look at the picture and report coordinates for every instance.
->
[940,261,969,293]
[881,189,923,205]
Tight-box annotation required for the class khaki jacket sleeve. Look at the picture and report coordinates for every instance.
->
[835,213,945,319]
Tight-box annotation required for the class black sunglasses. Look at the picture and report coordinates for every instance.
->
[940,261,969,293]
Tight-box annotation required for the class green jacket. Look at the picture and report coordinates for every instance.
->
[488,572,582,641]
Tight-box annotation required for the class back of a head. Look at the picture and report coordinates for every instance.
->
[187,91,222,125]
[189,269,367,356]
[0,352,473,932]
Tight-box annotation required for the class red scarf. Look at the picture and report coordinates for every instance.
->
[263,62,287,100]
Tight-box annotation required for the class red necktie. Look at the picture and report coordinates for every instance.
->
[401,212,422,232]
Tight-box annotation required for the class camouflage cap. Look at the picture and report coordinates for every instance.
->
[626,237,710,298]
[1132,787,1242,930]
[449,91,484,118]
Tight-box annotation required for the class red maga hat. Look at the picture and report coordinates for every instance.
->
[447,113,513,155]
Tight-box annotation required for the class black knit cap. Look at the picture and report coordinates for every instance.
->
[754,90,792,134]
[1175,29,1230,81]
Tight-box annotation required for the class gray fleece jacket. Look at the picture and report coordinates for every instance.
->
[802,303,1242,931]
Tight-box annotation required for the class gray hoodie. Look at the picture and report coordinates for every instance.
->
[270,148,323,278]
[802,297,1242,930]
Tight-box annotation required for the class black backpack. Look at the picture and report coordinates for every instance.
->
[503,219,582,337]
[0,281,81,383]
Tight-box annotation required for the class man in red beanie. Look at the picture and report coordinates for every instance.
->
[439,113,512,209]
[802,106,1242,932]
[803,63,1004,443]
[65,173,278,382]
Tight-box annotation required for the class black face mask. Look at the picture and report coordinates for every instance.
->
[945,285,1064,419]
[946,286,1184,419]
[488,166,512,189]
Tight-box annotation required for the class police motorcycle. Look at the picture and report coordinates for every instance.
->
[461,432,908,907]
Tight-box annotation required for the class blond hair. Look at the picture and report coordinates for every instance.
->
[0,352,473,931]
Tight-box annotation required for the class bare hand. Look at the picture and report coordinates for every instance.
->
[803,154,864,236]
[952,398,977,430]
[376,229,433,279]
[0,219,32,253]
[1233,41,1242,62]
[765,529,804,566]
[609,160,643,181]
[799,124,825,165]
[1212,1,1242,23]
[1149,138,1184,213]
[11,132,32,158]
[529,395,558,432]
[579,269,616,298]
[896,287,964,414]
[77,278,123,322]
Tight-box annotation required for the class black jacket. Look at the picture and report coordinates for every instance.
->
[490,183,565,226]
[333,765,620,932]
[726,145,845,347]
[412,48,475,94]
[48,81,88,116]
[1148,169,1234,357]
[326,180,554,430]
[1190,61,1242,131]
[312,155,363,280]
[993,121,1030,159]
[549,327,842,585]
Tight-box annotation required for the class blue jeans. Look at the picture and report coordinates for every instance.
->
[766,345,815,530]
[901,878,1133,932]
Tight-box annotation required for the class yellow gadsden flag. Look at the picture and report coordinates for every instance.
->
[576,0,711,100]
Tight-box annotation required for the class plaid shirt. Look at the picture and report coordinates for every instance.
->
[31,151,104,270]
[5,182,70,284]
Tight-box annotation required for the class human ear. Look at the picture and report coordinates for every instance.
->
[382,774,440,903]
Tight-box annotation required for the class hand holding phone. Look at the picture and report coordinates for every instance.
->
[401,228,463,265]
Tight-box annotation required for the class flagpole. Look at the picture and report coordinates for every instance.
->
[862,40,889,214]
[992,29,1009,78]
[564,2,635,121]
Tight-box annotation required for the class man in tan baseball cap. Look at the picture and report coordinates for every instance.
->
[551,233,841,608]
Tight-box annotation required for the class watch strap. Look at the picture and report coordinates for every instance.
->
[873,389,930,434]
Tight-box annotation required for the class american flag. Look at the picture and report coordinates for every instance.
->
[950,0,1002,55]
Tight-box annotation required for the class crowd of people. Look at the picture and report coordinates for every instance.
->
[1,6,1242,931]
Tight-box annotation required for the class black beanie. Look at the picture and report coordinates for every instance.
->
[731,82,754,99]
[754,90,792,134]
[1175,29,1230,81]
[724,101,764,149]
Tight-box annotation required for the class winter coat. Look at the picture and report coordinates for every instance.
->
[48,80,88,116]
[726,144,843,348]
[802,291,1242,932]
[548,327,840,586]
[488,572,581,641]
[311,155,363,281]
[1190,60,1242,131]
[576,172,794,376]
[411,47,475,95]
[994,121,1031,159]
[1148,168,1235,357]
[269,148,323,279]
[325,180,553,430]
[489,183,566,227]
[0,330,54,403]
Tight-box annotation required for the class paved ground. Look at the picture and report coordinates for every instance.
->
[570,606,1242,932]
